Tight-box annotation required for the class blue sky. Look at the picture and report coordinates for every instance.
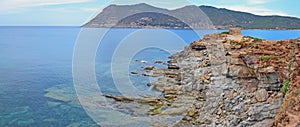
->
[0,0,299,26]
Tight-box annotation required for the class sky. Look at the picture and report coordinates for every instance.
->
[0,0,299,26]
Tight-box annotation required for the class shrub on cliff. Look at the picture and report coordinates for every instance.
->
[253,37,263,43]
[261,55,271,60]
[281,79,290,95]
[221,31,229,34]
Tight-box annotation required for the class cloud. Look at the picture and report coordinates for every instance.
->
[79,7,100,12]
[0,0,93,13]
[246,0,274,4]
[216,5,290,16]
[111,0,191,9]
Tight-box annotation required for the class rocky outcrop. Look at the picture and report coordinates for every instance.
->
[229,28,241,36]
[274,38,300,127]
[103,31,300,126]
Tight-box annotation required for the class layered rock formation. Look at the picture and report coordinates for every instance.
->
[274,38,300,127]
[103,28,300,126]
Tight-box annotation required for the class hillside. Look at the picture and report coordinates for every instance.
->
[83,3,300,29]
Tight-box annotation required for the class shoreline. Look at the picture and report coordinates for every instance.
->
[103,28,300,126]
[1,26,300,31]
[81,26,300,30]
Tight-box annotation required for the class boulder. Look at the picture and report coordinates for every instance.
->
[255,89,268,102]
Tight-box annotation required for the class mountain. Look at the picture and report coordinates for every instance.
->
[83,3,300,29]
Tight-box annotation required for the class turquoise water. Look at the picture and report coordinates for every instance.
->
[0,26,299,127]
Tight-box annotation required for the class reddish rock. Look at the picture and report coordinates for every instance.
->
[274,39,300,127]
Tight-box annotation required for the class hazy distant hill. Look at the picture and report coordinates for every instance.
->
[83,3,300,29]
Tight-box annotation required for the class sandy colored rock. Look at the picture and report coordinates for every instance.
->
[256,89,269,102]
[229,28,241,35]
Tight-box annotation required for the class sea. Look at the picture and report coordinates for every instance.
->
[0,26,299,127]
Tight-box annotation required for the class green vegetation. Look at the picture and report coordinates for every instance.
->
[244,36,263,43]
[221,31,229,34]
[149,104,168,115]
[260,55,279,61]
[253,38,263,43]
[261,55,272,61]
[281,79,290,95]
[200,6,300,29]
[149,107,162,115]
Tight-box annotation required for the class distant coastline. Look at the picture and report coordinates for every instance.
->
[0,26,299,30]
[82,26,300,30]
[83,3,300,30]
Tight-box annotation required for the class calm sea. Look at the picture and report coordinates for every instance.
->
[0,26,299,127]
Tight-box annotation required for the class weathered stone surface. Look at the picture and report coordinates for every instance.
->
[168,65,180,70]
[255,89,268,102]
[260,72,279,84]
[239,79,259,93]
[229,28,241,36]
[161,107,188,116]
[258,66,275,73]
[250,119,274,127]
[238,66,256,78]
[228,57,245,65]
[227,65,243,77]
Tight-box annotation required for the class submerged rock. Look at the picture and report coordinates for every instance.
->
[144,66,155,71]
[103,94,134,102]
[154,60,163,64]
[44,84,77,103]
[131,72,139,74]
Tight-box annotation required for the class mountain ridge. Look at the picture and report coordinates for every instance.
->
[84,3,300,29]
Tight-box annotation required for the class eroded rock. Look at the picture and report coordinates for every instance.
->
[255,89,269,102]
[102,30,299,126]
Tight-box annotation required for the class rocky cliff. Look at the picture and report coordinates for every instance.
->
[103,28,300,126]
[274,38,300,126]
